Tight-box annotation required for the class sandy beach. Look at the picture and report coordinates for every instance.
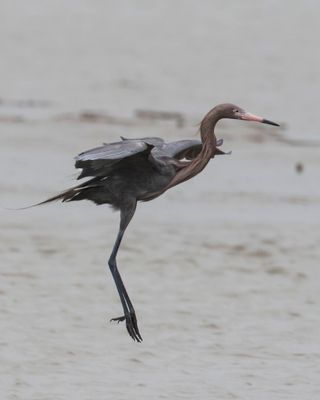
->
[1,1,320,399]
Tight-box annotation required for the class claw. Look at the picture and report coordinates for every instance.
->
[216,138,224,147]
[110,316,126,324]
[110,312,143,342]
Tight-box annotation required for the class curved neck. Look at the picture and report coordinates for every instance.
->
[161,107,222,191]
[199,107,220,159]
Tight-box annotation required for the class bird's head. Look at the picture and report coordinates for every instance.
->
[222,103,280,126]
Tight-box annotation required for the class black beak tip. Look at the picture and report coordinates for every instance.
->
[262,118,280,127]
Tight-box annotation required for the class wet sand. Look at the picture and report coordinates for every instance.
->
[1,1,320,399]
[1,116,320,399]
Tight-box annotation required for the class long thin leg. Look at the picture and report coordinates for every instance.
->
[108,201,142,342]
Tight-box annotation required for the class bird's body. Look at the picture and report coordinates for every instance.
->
[52,137,226,208]
[39,103,279,342]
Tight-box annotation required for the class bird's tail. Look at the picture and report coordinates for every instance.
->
[10,179,101,210]
[33,186,82,207]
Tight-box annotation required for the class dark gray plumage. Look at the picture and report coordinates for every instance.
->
[39,103,279,342]
[75,137,225,180]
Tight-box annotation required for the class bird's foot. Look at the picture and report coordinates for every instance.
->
[110,316,126,323]
[216,138,224,147]
[110,312,143,342]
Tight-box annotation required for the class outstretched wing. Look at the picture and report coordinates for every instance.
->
[75,139,154,179]
[119,136,165,147]
[75,136,229,179]
[155,138,227,160]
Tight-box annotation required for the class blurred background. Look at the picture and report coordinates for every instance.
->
[1,1,320,399]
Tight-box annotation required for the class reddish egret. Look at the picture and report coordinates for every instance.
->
[38,103,279,342]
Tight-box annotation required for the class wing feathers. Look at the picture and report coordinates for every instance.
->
[75,139,153,179]
[75,136,229,180]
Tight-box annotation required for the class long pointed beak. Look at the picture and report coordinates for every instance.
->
[241,112,280,127]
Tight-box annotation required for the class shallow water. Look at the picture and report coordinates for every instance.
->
[1,1,320,399]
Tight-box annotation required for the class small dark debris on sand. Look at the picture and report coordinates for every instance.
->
[295,162,304,174]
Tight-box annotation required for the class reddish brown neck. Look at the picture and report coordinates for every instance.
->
[163,108,220,190]
[143,106,223,201]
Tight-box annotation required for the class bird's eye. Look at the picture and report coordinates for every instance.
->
[233,109,239,113]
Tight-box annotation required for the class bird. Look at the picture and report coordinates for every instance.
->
[36,103,279,342]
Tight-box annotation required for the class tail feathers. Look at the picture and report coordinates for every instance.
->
[9,181,100,210]
[34,187,80,206]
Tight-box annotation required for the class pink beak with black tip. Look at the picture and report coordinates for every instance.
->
[241,112,280,127]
